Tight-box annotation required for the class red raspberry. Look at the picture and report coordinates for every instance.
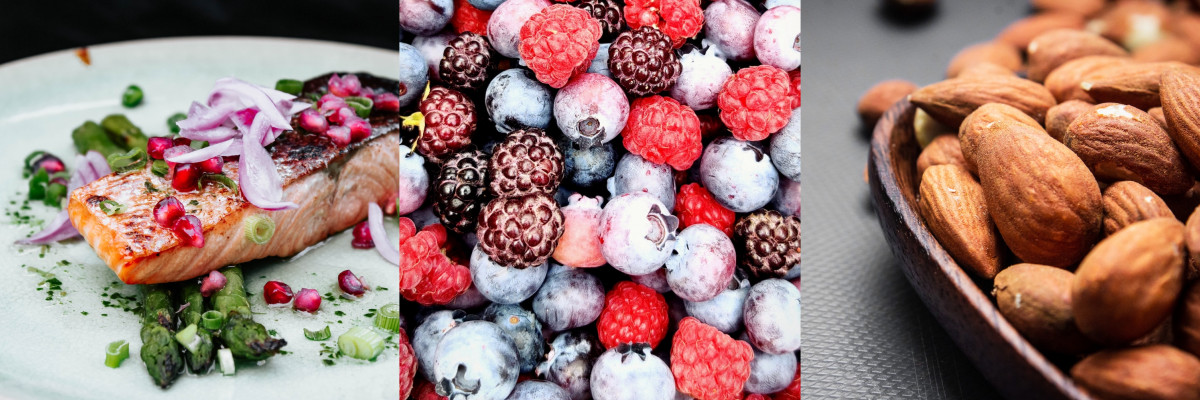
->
[788,69,801,109]
[718,65,795,141]
[671,317,755,400]
[597,281,669,349]
[624,0,703,47]
[675,183,736,236]
[413,379,447,400]
[775,367,801,400]
[397,225,471,305]
[744,395,769,400]
[519,5,603,88]
[398,330,417,399]
[451,0,491,35]
[622,95,702,170]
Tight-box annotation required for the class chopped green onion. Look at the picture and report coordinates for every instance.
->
[105,340,129,368]
[44,183,66,208]
[305,326,332,341]
[218,348,235,375]
[275,79,303,96]
[201,174,239,195]
[243,214,275,245]
[345,97,373,118]
[374,303,400,333]
[166,113,187,134]
[28,169,48,200]
[174,323,201,353]
[23,151,45,178]
[337,326,385,361]
[201,310,224,331]
[121,85,143,108]
[151,160,169,177]
[107,148,148,174]
[98,200,125,215]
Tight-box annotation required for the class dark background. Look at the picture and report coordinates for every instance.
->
[802,0,1029,398]
[0,0,397,65]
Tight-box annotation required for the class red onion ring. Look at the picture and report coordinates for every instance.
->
[368,202,400,265]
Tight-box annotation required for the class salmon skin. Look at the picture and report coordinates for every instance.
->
[67,73,400,284]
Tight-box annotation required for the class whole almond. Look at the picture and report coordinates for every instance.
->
[1045,99,1094,142]
[1081,61,1198,110]
[1027,29,1128,83]
[1030,0,1105,17]
[858,79,918,125]
[955,62,1016,79]
[1044,55,1131,103]
[972,117,1102,267]
[1149,106,1168,130]
[1102,181,1174,236]
[918,164,1000,278]
[958,103,1045,175]
[996,13,1087,50]
[1176,280,1200,357]
[916,134,966,179]
[1093,0,1170,50]
[1072,218,1185,346]
[1063,103,1193,195]
[1186,206,1200,280]
[992,263,1094,354]
[1161,68,1200,172]
[1171,13,1200,53]
[910,75,1058,129]
[946,41,1023,79]
[1133,35,1200,64]
[1071,345,1200,400]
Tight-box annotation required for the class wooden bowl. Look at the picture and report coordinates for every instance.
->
[867,99,1092,400]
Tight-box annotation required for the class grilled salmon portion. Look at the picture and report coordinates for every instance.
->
[67,73,400,284]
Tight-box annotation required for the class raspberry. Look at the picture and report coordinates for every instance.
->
[488,128,565,197]
[596,281,669,349]
[671,317,754,400]
[397,226,472,305]
[412,87,476,159]
[735,209,801,280]
[608,27,681,97]
[574,0,622,41]
[624,0,703,47]
[450,0,492,36]
[622,95,702,170]
[476,193,565,268]
[718,65,795,141]
[675,183,736,236]
[518,4,603,88]
[439,32,492,92]
[788,69,801,109]
[413,379,447,400]
[744,395,768,400]
[398,330,418,399]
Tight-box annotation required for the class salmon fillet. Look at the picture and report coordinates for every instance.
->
[67,73,400,284]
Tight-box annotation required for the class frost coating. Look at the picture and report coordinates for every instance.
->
[471,245,549,304]
[533,264,606,331]
[433,321,520,400]
[665,224,737,302]
[671,46,734,110]
[701,137,780,213]
[556,73,629,146]
[598,192,679,275]
[608,153,676,207]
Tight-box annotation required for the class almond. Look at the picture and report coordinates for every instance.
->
[1027,29,1128,83]
[1102,181,1174,236]
[1133,35,1200,64]
[1170,13,1200,53]
[1093,0,1170,50]
[1071,345,1200,400]
[955,62,1016,79]
[1045,99,1094,142]
[916,134,966,179]
[1186,205,1200,280]
[958,103,1044,175]
[1030,0,1106,17]
[996,13,1087,50]
[1176,280,1200,357]
[1072,218,1185,346]
[945,41,1023,79]
[857,79,918,125]
[1063,103,1193,195]
[992,263,1094,354]
[1161,67,1200,172]
[918,164,1000,278]
[909,75,1057,129]
[972,116,1102,267]
[1043,55,1130,103]
[1081,61,1198,110]
[1149,106,1168,130]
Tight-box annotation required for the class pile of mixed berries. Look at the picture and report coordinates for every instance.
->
[398,0,800,397]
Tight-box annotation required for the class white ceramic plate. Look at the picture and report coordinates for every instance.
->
[0,37,400,400]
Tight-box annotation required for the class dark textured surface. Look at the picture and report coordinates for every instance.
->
[802,0,1029,398]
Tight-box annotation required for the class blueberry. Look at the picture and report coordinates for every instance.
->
[684,277,749,334]
[555,73,629,146]
[400,0,453,36]
[771,176,800,218]
[445,283,491,309]
[589,344,675,400]
[631,269,671,293]
[743,279,801,354]
[702,0,760,62]
[665,224,737,302]
[671,45,733,110]
[434,320,520,400]
[754,5,802,70]
[414,310,466,381]
[538,330,603,400]
[587,43,613,79]
[397,146,430,216]
[413,33,454,78]
[562,140,617,190]
[743,342,798,394]
[488,0,552,58]
[506,380,571,400]
[471,245,549,304]
[399,43,430,109]
[469,0,507,11]
[765,0,802,8]
[598,193,679,276]
[770,108,801,181]
[607,153,676,208]
[486,69,553,134]
[699,137,779,213]
[483,304,545,374]
[533,264,606,332]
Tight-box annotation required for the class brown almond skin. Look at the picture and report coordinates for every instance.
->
[1045,99,1093,142]
[1173,13,1200,54]
[1044,55,1131,103]
[1133,36,1200,64]
[1026,29,1128,83]
[1030,0,1105,17]
[958,103,1045,177]
[1063,103,1193,195]
[1186,206,1200,280]
[857,79,918,125]
[1095,0,1170,50]
[995,13,1086,50]
[1072,218,1186,346]
[992,263,1094,354]
[918,165,1000,279]
[1081,62,1198,110]
[1176,280,1200,357]
[972,117,1102,268]
[1148,107,1168,130]
[955,62,1015,79]
[945,42,1023,79]
[916,134,966,179]
[1102,181,1174,236]
[1071,345,1200,400]
[1161,68,1200,172]
[910,75,1057,129]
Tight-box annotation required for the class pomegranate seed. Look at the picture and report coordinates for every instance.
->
[299,108,329,134]
[172,163,201,192]
[31,153,65,174]
[198,157,224,174]
[338,270,366,297]
[374,92,400,112]
[262,281,294,305]
[173,137,192,148]
[359,88,376,101]
[325,126,352,147]
[200,270,226,297]
[328,74,362,97]
[162,145,193,171]
[172,215,205,248]
[344,117,372,142]
[293,288,321,313]
[351,221,374,249]
[319,94,347,114]
[327,107,356,125]
[153,197,185,228]
[147,137,173,159]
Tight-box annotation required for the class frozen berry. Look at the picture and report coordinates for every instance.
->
[589,344,675,400]
[397,228,472,305]
[631,269,671,293]
[675,183,736,236]
[414,33,454,78]
[597,281,670,349]
[743,279,801,354]
[489,0,552,58]
[735,209,800,280]
[622,96,702,171]
[539,330,604,399]
[624,0,704,47]
[533,264,606,331]
[552,194,606,268]
[396,148,431,217]
[451,0,493,35]
[433,321,519,399]
[574,0,622,41]
[414,87,477,159]
[666,224,737,302]
[599,192,679,275]
[507,380,570,400]
[555,73,629,146]
[439,32,492,92]
[744,345,797,394]
[671,317,754,400]
[433,150,491,234]
[684,276,750,334]
[771,108,801,181]
[400,0,453,36]
[519,5,602,88]
[476,193,565,268]
[486,68,554,134]
[470,244,550,304]
[608,27,681,97]
[488,128,565,197]
[754,5,801,71]
[562,140,617,190]
[718,65,795,141]
[483,304,545,374]
[399,331,418,399]
[772,176,801,217]
[413,310,465,382]
[469,0,506,11]
[703,0,760,62]
[699,137,780,213]
[607,153,676,208]
[672,47,733,111]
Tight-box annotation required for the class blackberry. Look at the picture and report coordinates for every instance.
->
[434,150,491,234]
[476,193,565,268]
[488,128,565,198]
[415,87,476,160]
[439,32,491,92]
[608,27,681,97]
[574,0,623,41]
[734,210,800,280]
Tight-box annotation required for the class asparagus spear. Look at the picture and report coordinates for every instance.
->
[180,283,215,374]
[101,114,149,152]
[212,267,286,360]
[140,285,182,388]
[71,121,124,157]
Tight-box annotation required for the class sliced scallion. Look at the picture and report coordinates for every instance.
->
[218,348,235,376]
[374,303,400,333]
[106,147,148,174]
[44,183,66,208]
[201,174,239,195]
[98,200,125,215]
[151,160,169,177]
[174,323,201,353]
[243,214,275,245]
[201,310,224,331]
[23,151,46,178]
[345,97,373,118]
[275,79,303,96]
[166,113,187,134]
[28,168,48,200]
[121,85,143,108]
[105,340,129,368]
[305,326,332,341]
[337,326,385,361]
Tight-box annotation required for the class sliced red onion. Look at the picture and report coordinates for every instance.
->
[15,211,80,245]
[165,140,235,164]
[181,126,239,143]
[18,151,111,245]
[176,102,240,131]
[368,202,400,265]
[211,78,292,130]
[239,113,296,210]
